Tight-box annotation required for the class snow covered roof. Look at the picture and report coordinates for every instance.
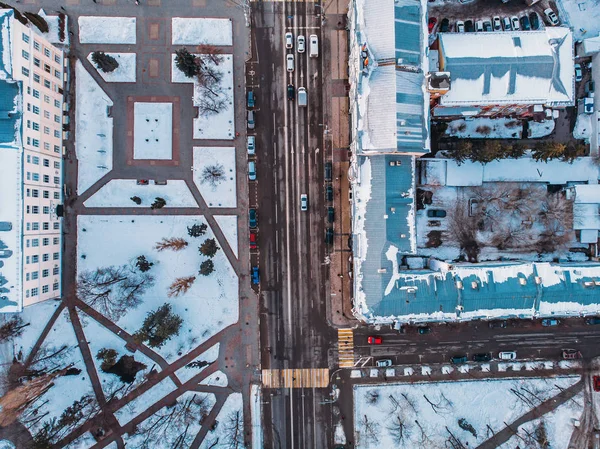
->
[573,185,600,232]
[0,10,14,80]
[438,28,574,107]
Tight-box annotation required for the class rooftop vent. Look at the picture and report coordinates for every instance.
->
[377,268,387,274]
[512,36,522,48]
[535,276,543,284]
[471,281,479,290]
[584,281,596,288]
[456,280,464,289]
[519,278,527,286]
[406,288,416,294]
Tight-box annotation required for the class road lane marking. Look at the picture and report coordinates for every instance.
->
[337,328,355,368]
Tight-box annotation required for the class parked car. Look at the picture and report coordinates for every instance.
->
[286,54,294,72]
[483,20,492,32]
[489,320,507,329]
[575,63,583,82]
[585,80,595,94]
[137,179,149,185]
[440,18,450,32]
[502,17,511,31]
[472,353,492,362]
[0,222,12,232]
[251,266,260,285]
[499,351,517,360]
[584,97,594,114]
[249,208,257,229]
[297,35,305,53]
[300,194,308,211]
[593,376,600,392]
[368,336,382,345]
[541,318,560,327]
[250,232,257,249]
[562,349,582,359]
[529,12,540,30]
[428,17,437,34]
[328,206,335,223]
[247,136,255,156]
[456,20,465,32]
[465,20,474,32]
[586,317,600,325]
[520,15,531,31]
[451,355,468,364]
[285,31,293,49]
[248,161,256,181]
[287,84,295,101]
[376,359,393,367]
[511,16,520,31]
[325,227,334,245]
[247,110,255,130]
[325,162,332,181]
[492,16,501,31]
[427,209,446,218]
[544,8,559,26]
[326,184,334,201]
[246,90,255,108]
[475,20,484,32]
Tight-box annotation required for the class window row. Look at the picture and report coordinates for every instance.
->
[21,33,63,65]
[26,188,61,200]
[26,87,63,110]
[26,154,61,169]
[26,237,60,247]
[26,282,60,298]
[25,267,60,281]
[25,173,60,184]
[25,221,61,231]
[25,253,60,264]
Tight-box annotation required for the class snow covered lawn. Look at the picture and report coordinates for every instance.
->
[78,16,136,44]
[199,393,243,449]
[84,179,197,208]
[134,102,173,160]
[574,113,592,141]
[171,18,233,46]
[556,0,600,41]
[174,344,219,383]
[87,53,136,83]
[193,147,237,208]
[528,119,555,138]
[114,377,177,425]
[77,216,239,363]
[445,118,523,139]
[75,61,113,195]
[215,215,238,257]
[353,376,580,449]
[11,301,61,361]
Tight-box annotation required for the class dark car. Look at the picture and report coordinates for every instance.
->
[440,18,450,32]
[464,20,474,32]
[325,227,334,245]
[249,208,257,229]
[326,184,334,201]
[418,326,431,335]
[427,209,446,218]
[593,376,600,392]
[489,320,507,329]
[247,90,255,108]
[472,353,492,362]
[542,318,560,327]
[328,207,335,223]
[325,162,332,181]
[287,84,295,101]
[482,21,492,32]
[451,355,468,364]
[587,317,600,325]
[251,266,260,285]
[529,12,540,30]
[519,15,531,31]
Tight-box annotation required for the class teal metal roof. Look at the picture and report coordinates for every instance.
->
[0,81,20,143]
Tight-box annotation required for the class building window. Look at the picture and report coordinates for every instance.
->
[54,99,60,108]
[22,33,29,43]
[54,161,60,169]
[44,48,50,58]
[44,79,51,89]
[44,142,50,151]
[43,207,49,215]
[32,156,39,164]
[54,54,61,64]
[53,177,60,184]
[44,110,50,119]
[53,191,60,199]
[31,271,38,280]
[33,41,40,51]
[26,273,30,281]
[53,267,59,275]
[22,49,30,60]
[44,95,50,103]
[54,69,61,79]
[32,105,40,114]
[53,282,59,291]
[43,190,49,199]
[43,126,50,134]
[33,89,40,99]
[32,255,39,263]
[26,172,30,181]
[32,222,39,231]
[32,139,40,148]
[54,115,61,123]
[33,73,40,83]
[32,122,39,131]
[43,63,51,74]
[42,269,49,278]
[31,288,38,297]
[43,175,49,183]
[32,173,39,182]
[26,223,30,231]
[53,222,59,230]
[21,67,30,77]
[42,285,49,294]
[54,130,61,138]
[42,238,49,246]
[31,239,39,247]
[32,189,39,198]
[43,158,49,167]
[53,237,59,245]
[26,205,30,214]
[26,256,30,264]
[42,222,49,230]
[53,252,59,260]
[54,145,60,153]
[32,206,39,214]
[41,254,48,262]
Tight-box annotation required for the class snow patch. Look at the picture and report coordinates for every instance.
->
[171,18,233,46]
[193,147,237,208]
[87,53,136,83]
[78,16,136,44]
[84,180,197,208]
[214,215,238,258]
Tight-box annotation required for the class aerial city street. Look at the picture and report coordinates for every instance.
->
[0,0,599,447]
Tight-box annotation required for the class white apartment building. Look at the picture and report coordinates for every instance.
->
[0,9,65,311]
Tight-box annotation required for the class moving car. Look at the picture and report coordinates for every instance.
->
[376,359,393,367]
[250,232,257,249]
[499,351,517,360]
[326,184,334,201]
[248,161,256,181]
[247,136,255,155]
[529,12,540,30]
[247,110,255,130]
[541,318,560,326]
[0,249,13,258]
[489,320,507,329]
[297,35,305,53]
[511,16,520,31]
[287,84,295,101]
[285,32,293,49]
[368,336,382,345]
[286,54,294,72]
[520,15,531,31]
[575,63,583,82]
[472,353,492,362]
[325,227,334,245]
[586,317,600,325]
[427,209,446,218]
[502,17,511,31]
[418,326,431,335]
[584,97,595,114]
[440,18,450,32]
[492,16,501,31]
[465,20,474,32]
[249,208,257,229]
[0,222,12,232]
[247,90,255,108]
[300,194,308,211]
[544,8,559,26]
[251,266,260,285]
[309,34,319,57]
[428,17,437,34]
[297,87,307,107]
[325,162,332,181]
[586,80,595,94]
[451,355,468,364]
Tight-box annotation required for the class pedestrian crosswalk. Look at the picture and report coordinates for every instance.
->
[262,368,329,388]
[337,328,354,368]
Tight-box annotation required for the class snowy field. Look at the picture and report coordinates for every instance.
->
[445,118,523,139]
[11,301,61,361]
[37,9,69,45]
[75,61,113,195]
[174,343,219,383]
[528,119,555,138]
[114,377,177,425]
[64,432,99,449]
[78,16,136,44]
[215,215,239,258]
[171,18,233,46]
[87,53,136,83]
[84,179,197,208]
[353,376,581,449]
[557,0,600,41]
[193,147,237,208]
[77,215,239,363]
[133,102,173,160]
[199,393,243,449]
[574,113,592,141]
[200,370,228,387]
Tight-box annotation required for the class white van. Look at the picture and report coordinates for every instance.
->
[309,34,319,58]
[297,87,307,107]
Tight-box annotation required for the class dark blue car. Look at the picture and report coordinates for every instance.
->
[251,266,260,285]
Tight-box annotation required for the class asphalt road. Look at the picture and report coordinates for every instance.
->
[249,1,335,448]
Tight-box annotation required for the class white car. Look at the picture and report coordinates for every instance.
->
[297,35,305,53]
[247,136,255,155]
[493,16,501,31]
[300,194,308,211]
[376,359,393,367]
[285,32,293,49]
[502,17,511,31]
[475,20,484,32]
[499,351,517,360]
[544,8,559,26]
[456,20,465,33]
[286,54,294,72]
[511,16,520,31]
[575,63,583,82]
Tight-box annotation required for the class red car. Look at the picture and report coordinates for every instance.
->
[367,336,382,345]
[593,376,600,392]
[428,17,437,34]
[250,232,257,249]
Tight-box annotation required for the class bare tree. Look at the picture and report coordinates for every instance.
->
[446,201,480,262]
[197,45,224,65]
[222,409,244,449]
[387,412,412,444]
[201,164,226,188]
[167,276,196,298]
[358,414,380,446]
[155,238,189,252]
[197,94,229,118]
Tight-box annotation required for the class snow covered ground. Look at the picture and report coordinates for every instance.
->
[171,18,233,46]
[133,102,173,160]
[78,16,136,44]
[574,113,592,141]
[87,53,136,83]
[445,118,523,139]
[193,147,237,208]
[77,215,239,363]
[174,344,219,383]
[353,376,580,449]
[11,301,61,360]
[556,0,600,41]
[200,370,228,387]
[251,384,263,449]
[528,119,555,138]
[199,393,243,449]
[83,179,197,208]
[215,215,238,258]
[75,61,113,195]
[114,377,177,425]
[64,432,98,449]
[37,9,69,45]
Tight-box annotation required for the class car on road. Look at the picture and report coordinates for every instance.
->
[464,20,474,32]
[250,232,257,249]
[502,17,511,31]
[287,84,295,101]
[575,64,583,82]
[427,209,446,218]
[325,162,332,181]
[492,16,501,31]
[285,32,293,49]
[247,110,255,130]
[544,8,559,26]
[368,336,382,345]
[520,15,531,31]
[328,206,335,223]
[247,136,255,155]
[376,359,393,367]
[248,161,256,181]
[475,20,483,32]
[450,355,468,364]
[562,349,582,359]
[286,54,294,72]
[417,326,431,335]
[483,20,492,32]
[586,317,600,325]
[300,194,308,211]
[472,353,492,362]
[440,18,450,32]
[529,12,540,30]
[455,20,465,33]
[428,17,437,34]
[593,376,600,392]
[246,90,255,108]
[297,35,305,53]
[326,184,334,201]
[309,34,319,57]
[325,227,334,245]
[489,320,507,329]
[249,208,257,229]
[499,351,517,360]
[251,266,260,285]
[297,87,307,107]
[511,16,520,31]
[542,318,560,327]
